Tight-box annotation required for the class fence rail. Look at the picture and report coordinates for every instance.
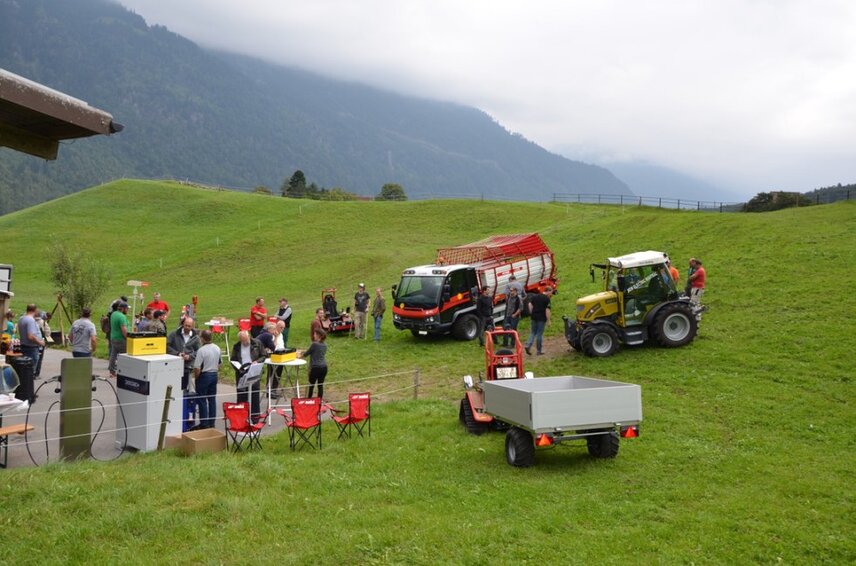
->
[551,193,742,212]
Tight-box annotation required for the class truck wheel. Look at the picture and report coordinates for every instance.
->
[452,314,479,341]
[581,325,618,357]
[586,431,620,458]
[506,427,535,467]
[652,304,697,347]
[461,396,488,435]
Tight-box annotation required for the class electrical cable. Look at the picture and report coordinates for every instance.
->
[23,374,129,466]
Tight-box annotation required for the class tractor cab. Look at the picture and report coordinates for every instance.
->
[566,251,699,357]
[460,329,526,434]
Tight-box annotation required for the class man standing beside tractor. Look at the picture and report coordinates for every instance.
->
[687,258,706,305]
[525,287,552,355]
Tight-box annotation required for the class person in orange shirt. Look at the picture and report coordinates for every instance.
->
[666,258,679,285]
[249,297,267,338]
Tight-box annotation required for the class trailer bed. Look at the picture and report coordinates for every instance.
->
[481,376,642,433]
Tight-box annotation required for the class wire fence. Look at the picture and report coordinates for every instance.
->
[2,367,423,457]
[551,193,743,212]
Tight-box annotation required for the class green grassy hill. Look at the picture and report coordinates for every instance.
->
[1,180,854,563]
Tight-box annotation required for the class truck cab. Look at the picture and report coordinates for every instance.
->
[392,264,479,337]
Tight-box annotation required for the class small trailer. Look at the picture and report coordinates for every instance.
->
[481,376,642,467]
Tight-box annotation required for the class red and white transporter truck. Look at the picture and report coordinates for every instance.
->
[391,233,558,340]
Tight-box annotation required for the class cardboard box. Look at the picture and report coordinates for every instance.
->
[164,434,184,450]
[181,428,226,455]
[270,348,297,363]
[127,336,167,356]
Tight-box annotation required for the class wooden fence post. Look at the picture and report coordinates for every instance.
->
[413,368,420,400]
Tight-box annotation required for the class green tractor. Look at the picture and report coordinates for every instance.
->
[564,251,701,357]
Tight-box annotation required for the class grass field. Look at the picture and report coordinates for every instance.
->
[0,180,854,564]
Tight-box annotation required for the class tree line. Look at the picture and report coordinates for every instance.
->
[252,170,407,201]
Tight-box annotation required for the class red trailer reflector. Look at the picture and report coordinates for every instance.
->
[536,434,553,447]
[620,425,639,438]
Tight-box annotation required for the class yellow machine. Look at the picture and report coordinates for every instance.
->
[564,251,701,357]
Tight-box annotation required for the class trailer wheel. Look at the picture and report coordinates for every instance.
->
[452,314,479,341]
[460,396,488,435]
[581,325,619,357]
[506,427,535,467]
[586,431,620,458]
[651,304,697,347]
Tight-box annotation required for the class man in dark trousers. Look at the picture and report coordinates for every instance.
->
[476,286,495,346]
[502,286,524,347]
[167,316,201,431]
[525,287,553,355]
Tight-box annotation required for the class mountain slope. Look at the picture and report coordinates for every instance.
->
[0,0,630,214]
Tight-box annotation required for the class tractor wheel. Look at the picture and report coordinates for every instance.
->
[570,335,582,352]
[651,304,698,348]
[505,427,535,467]
[460,396,488,435]
[458,398,466,424]
[586,431,620,458]
[452,314,479,341]
[580,325,619,357]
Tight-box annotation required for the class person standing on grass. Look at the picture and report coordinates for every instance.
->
[688,258,706,305]
[276,297,293,348]
[353,283,370,339]
[167,316,201,430]
[147,292,170,320]
[524,287,552,356]
[299,329,328,399]
[310,307,329,341]
[249,296,267,339]
[193,330,221,429]
[69,308,97,358]
[476,286,495,346]
[371,287,386,342]
[108,301,130,378]
[18,304,45,375]
[502,286,524,347]
[149,310,167,335]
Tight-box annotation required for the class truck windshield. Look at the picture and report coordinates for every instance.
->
[395,276,443,307]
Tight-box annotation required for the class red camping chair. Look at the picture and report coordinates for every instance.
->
[238,318,252,332]
[328,392,371,440]
[284,397,322,450]
[223,401,264,452]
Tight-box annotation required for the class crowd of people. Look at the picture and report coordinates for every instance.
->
[3,260,706,428]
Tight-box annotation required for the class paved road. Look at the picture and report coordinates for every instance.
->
[1,348,294,469]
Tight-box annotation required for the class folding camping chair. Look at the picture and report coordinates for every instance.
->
[327,392,371,440]
[283,397,322,450]
[223,401,264,452]
[238,318,252,332]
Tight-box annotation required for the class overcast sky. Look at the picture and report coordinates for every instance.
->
[119,0,856,197]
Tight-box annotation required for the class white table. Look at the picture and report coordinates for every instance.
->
[203,321,234,358]
[263,358,307,425]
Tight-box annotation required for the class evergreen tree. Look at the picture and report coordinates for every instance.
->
[287,170,307,198]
